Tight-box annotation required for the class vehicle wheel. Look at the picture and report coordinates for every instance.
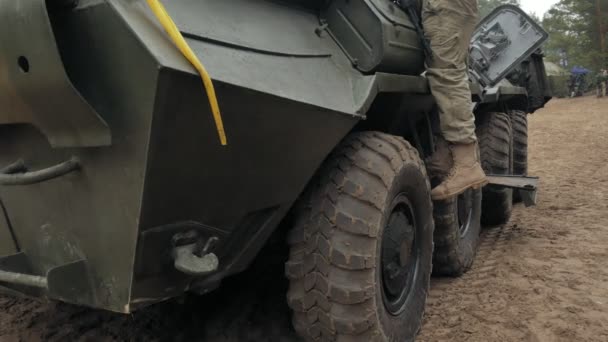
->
[432,187,482,276]
[286,131,434,342]
[476,112,513,226]
[510,110,528,203]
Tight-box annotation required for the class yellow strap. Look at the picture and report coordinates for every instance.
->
[146,0,227,146]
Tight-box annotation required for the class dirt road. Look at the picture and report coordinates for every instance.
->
[420,97,608,342]
[0,97,607,341]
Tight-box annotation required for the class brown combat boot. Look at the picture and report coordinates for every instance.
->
[431,142,488,200]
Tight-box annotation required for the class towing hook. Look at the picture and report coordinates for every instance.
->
[172,234,220,277]
[0,156,81,186]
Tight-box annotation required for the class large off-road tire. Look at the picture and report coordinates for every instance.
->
[286,132,434,342]
[432,187,482,276]
[476,112,513,226]
[509,110,528,176]
[510,110,528,203]
[510,110,528,176]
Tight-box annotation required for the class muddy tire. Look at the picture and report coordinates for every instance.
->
[476,112,513,226]
[511,110,528,177]
[432,187,482,276]
[286,132,434,342]
[510,110,528,203]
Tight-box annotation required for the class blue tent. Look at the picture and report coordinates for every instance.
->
[571,66,590,75]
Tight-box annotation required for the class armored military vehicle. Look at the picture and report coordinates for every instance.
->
[0,0,549,340]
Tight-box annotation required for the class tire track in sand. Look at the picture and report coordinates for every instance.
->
[420,222,522,342]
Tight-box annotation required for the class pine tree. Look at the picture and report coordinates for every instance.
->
[543,0,608,70]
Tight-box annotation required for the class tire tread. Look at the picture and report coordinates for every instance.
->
[286,132,431,341]
[476,112,514,226]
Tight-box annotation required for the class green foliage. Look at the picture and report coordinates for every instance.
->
[478,0,521,18]
[542,0,608,71]
[548,75,570,98]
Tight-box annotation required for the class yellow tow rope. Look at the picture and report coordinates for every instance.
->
[146,0,227,146]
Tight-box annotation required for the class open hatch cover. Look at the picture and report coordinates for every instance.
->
[470,5,549,88]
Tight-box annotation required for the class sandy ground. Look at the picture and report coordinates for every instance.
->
[420,97,608,342]
[0,97,607,341]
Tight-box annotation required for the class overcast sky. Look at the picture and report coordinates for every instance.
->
[520,0,560,17]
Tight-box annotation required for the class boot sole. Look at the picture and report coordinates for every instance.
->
[431,179,489,201]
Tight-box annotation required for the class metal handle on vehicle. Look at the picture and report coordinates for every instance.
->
[0,269,48,288]
[0,160,27,174]
[0,157,81,186]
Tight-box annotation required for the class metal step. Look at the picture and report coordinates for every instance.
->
[486,175,539,207]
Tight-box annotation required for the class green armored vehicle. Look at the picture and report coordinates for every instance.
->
[0,0,549,340]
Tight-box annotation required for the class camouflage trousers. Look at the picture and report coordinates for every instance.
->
[422,0,479,144]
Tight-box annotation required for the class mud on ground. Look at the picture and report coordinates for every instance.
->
[1,97,607,341]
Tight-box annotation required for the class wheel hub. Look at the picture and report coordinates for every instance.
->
[381,196,419,315]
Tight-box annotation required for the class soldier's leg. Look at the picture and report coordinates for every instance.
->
[422,0,487,200]
[423,0,477,144]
